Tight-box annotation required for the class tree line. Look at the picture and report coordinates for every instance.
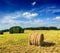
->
[24,27,60,30]
[0,26,60,34]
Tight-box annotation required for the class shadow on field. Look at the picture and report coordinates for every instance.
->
[40,42,55,47]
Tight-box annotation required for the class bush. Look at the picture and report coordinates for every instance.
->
[9,26,24,34]
[0,31,3,34]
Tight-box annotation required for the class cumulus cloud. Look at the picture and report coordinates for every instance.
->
[0,11,41,29]
[0,11,38,25]
[2,11,38,21]
[53,16,60,20]
[32,2,36,6]
[22,12,38,19]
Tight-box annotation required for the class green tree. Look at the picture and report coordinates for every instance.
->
[0,30,3,34]
[9,26,24,34]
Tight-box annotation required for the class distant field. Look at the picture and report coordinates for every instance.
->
[0,30,60,53]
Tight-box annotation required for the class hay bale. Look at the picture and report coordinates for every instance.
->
[31,33,37,45]
[36,34,44,46]
[34,33,38,45]
[40,34,44,42]
[29,33,44,46]
[29,33,34,45]
[29,32,37,45]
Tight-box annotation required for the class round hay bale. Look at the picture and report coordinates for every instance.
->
[29,33,44,46]
[35,34,44,46]
[40,34,44,46]
[33,34,38,45]
[29,32,37,45]
[29,33,35,45]
[40,34,44,42]
[34,33,39,46]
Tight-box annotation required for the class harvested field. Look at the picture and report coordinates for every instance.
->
[0,30,60,53]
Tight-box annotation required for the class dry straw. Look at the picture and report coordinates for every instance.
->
[29,33,44,46]
[29,33,34,45]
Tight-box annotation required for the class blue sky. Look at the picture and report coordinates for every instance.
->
[0,0,60,30]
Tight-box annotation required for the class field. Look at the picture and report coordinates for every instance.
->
[0,30,60,53]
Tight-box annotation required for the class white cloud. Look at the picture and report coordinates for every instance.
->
[0,12,21,25]
[0,11,21,25]
[22,19,43,27]
[39,6,60,14]
[32,2,36,6]
[52,9,60,13]
[3,11,21,19]
[22,12,38,19]
[0,11,38,25]
[0,11,41,29]
[0,15,43,29]
[2,11,38,20]
[33,19,43,23]
[45,9,60,13]
[53,16,60,20]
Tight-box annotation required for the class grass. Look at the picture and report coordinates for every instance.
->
[0,30,60,53]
